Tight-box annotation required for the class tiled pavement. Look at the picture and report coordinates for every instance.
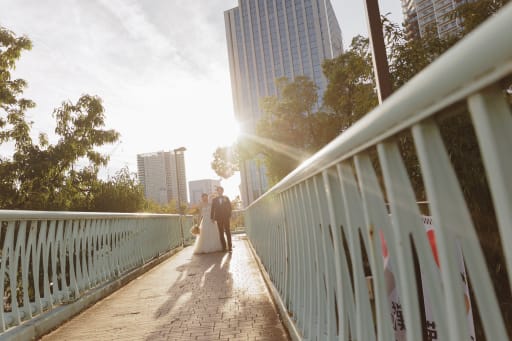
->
[40,235,290,341]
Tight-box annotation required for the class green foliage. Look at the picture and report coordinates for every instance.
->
[382,16,458,89]
[0,27,34,121]
[256,76,321,183]
[211,146,239,179]
[91,167,145,212]
[451,0,510,35]
[0,26,144,212]
[143,199,178,214]
[0,93,120,210]
[322,35,378,129]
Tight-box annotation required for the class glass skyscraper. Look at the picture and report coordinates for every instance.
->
[224,0,343,206]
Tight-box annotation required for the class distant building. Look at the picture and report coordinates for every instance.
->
[137,151,188,206]
[224,0,343,206]
[402,0,420,40]
[402,0,470,39]
[189,179,221,204]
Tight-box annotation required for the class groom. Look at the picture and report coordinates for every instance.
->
[211,186,232,252]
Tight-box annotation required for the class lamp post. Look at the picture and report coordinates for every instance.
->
[364,0,393,103]
[173,146,186,245]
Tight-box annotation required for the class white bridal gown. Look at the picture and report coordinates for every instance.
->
[193,203,224,254]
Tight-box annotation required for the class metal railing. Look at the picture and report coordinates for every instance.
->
[245,3,512,340]
[0,210,194,333]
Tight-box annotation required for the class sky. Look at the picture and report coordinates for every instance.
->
[0,0,403,201]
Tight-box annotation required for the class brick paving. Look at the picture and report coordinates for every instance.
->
[40,235,290,341]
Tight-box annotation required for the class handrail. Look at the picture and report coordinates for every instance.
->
[0,210,180,220]
[250,2,512,202]
[0,211,194,334]
[245,3,512,341]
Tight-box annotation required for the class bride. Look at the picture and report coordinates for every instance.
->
[192,193,225,254]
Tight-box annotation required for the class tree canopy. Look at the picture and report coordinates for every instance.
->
[0,26,146,212]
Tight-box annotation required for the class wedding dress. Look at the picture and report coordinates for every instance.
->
[193,203,224,254]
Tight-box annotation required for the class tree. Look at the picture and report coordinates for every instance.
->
[322,35,378,129]
[452,0,510,35]
[0,27,34,131]
[91,167,145,212]
[0,94,120,210]
[0,27,35,206]
[382,16,458,89]
[255,76,320,183]
[1,27,121,211]
[211,146,239,179]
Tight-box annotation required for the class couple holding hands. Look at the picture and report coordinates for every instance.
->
[192,186,233,254]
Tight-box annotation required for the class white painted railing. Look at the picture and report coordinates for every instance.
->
[245,3,512,340]
[0,211,194,333]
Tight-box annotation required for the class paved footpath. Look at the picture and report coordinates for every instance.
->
[40,235,290,341]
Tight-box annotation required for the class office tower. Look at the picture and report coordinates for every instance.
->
[189,179,221,205]
[402,0,420,40]
[224,0,343,206]
[137,151,188,206]
[402,0,470,39]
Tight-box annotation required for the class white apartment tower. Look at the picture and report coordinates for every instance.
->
[137,151,188,206]
[188,179,222,205]
[224,0,343,206]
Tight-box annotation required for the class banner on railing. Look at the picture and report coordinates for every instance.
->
[381,216,476,340]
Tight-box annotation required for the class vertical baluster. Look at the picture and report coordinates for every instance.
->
[74,220,83,293]
[377,141,425,340]
[282,191,299,321]
[337,162,376,341]
[15,221,28,322]
[312,175,336,340]
[67,219,79,299]
[41,220,54,309]
[1,222,16,330]
[297,182,315,339]
[80,219,90,291]
[304,178,325,340]
[354,153,396,341]
[412,118,507,340]
[323,168,357,340]
[468,85,512,290]
[378,138,450,339]
[279,195,292,314]
[289,187,306,331]
[28,221,42,314]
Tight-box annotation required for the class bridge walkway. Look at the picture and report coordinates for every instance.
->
[40,235,289,341]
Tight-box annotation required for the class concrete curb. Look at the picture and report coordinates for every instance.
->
[0,247,184,341]
[245,237,302,341]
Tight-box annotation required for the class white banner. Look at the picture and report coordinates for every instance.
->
[380,216,476,340]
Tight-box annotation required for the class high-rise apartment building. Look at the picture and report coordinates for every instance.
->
[224,0,343,206]
[188,179,221,205]
[402,0,470,39]
[137,151,188,206]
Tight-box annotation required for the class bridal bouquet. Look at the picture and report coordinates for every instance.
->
[190,224,200,236]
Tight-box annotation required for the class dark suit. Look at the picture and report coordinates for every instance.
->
[211,195,232,251]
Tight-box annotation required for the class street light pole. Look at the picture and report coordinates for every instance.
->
[364,0,393,103]
[173,146,186,245]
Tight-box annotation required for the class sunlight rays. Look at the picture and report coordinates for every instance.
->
[238,131,310,164]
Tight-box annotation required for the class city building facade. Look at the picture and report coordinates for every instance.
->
[402,0,470,39]
[224,0,343,206]
[188,179,221,205]
[137,151,188,206]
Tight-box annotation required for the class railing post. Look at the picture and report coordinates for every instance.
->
[179,215,185,246]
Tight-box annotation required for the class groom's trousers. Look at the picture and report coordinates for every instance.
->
[216,218,232,251]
